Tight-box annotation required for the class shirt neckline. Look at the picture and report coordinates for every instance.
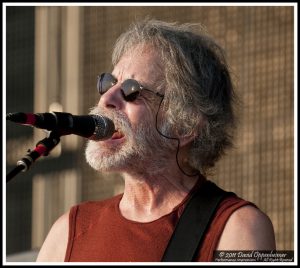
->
[115,176,206,225]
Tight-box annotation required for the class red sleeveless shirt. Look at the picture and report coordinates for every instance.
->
[64,182,253,262]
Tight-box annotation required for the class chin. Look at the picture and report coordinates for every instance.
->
[85,140,133,172]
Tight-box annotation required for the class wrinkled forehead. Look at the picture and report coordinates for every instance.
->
[114,43,162,67]
[113,43,165,89]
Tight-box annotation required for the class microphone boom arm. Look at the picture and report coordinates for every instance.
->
[6,131,61,183]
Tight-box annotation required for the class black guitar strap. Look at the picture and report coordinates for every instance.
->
[161,180,233,262]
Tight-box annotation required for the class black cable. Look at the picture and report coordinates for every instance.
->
[154,96,199,177]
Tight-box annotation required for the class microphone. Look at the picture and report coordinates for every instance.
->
[6,112,115,141]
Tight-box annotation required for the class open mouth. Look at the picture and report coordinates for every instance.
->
[111,130,125,140]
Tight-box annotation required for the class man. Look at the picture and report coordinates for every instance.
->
[36,19,276,262]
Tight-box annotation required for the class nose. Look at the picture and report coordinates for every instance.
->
[98,84,124,110]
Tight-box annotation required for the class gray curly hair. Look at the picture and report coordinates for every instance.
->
[112,19,237,174]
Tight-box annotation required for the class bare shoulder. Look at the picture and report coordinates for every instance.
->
[36,210,70,262]
[217,205,276,250]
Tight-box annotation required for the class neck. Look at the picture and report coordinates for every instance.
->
[118,168,202,222]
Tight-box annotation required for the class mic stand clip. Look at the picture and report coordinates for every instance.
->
[6,131,61,183]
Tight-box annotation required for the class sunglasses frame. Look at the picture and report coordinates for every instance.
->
[97,73,164,102]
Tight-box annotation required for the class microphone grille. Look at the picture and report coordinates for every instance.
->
[91,115,115,141]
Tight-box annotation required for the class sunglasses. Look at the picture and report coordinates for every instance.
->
[97,73,164,102]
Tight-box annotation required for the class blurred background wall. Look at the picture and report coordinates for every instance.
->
[5,5,294,261]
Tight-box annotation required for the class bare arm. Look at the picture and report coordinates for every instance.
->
[217,205,276,250]
[36,211,69,262]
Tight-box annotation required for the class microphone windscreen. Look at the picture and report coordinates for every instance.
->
[91,115,115,141]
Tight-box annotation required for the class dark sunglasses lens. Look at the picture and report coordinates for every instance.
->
[121,79,141,102]
[122,91,140,102]
[97,73,117,94]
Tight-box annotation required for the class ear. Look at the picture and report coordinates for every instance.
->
[179,133,197,147]
[178,116,206,147]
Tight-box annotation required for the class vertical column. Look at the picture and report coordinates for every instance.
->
[31,6,83,249]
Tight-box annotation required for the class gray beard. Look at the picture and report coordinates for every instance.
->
[85,107,176,176]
